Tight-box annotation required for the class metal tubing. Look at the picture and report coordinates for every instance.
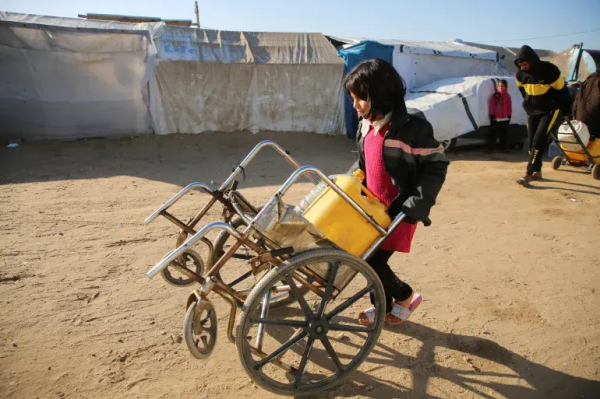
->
[250,166,388,236]
[230,196,254,226]
[231,288,252,300]
[200,276,216,294]
[292,271,326,298]
[200,238,215,269]
[230,191,259,215]
[549,131,572,162]
[188,196,219,229]
[273,282,310,293]
[230,190,264,226]
[145,182,213,224]
[205,230,263,278]
[161,211,196,235]
[298,267,328,288]
[215,290,238,343]
[362,213,406,260]
[219,141,319,191]
[146,222,242,278]
[214,278,248,303]
[255,282,272,351]
[226,298,237,343]
[228,269,254,288]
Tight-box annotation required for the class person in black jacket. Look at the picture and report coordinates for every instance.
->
[344,59,449,326]
[515,45,572,186]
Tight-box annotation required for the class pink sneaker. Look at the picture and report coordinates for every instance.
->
[386,292,422,326]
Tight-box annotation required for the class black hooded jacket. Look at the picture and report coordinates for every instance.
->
[515,45,571,116]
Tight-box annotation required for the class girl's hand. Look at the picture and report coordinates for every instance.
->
[403,216,432,226]
[403,216,417,224]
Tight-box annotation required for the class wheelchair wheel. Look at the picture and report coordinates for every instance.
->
[160,249,203,287]
[184,298,217,359]
[213,211,303,309]
[235,249,385,396]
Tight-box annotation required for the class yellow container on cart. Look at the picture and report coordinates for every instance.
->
[560,139,600,164]
[302,170,391,257]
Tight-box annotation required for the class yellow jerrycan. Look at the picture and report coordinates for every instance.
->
[301,170,391,257]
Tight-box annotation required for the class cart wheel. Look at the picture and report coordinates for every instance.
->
[184,298,218,359]
[214,211,304,309]
[212,213,258,265]
[592,164,600,180]
[161,249,204,287]
[235,249,386,396]
[552,156,563,170]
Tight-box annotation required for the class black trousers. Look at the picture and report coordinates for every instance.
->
[487,120,509,150]
[527,110,560,175]
[367,250,413,312]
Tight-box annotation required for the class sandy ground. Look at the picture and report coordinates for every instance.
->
[0,132,599,399]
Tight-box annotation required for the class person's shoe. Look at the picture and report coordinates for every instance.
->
[516,175,533,186]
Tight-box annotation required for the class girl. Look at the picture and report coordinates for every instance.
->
[488,79,513,153]
[343,59,449,326]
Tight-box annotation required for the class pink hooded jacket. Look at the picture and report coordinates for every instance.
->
[489,91,512,121]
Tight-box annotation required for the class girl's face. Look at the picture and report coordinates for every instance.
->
[350,92,370,118]
[497,82,506,92]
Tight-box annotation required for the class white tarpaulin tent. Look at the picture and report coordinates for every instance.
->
[391,41,507,91]
[406,76,527,142]
[148,26,345,135]
[330,35,507,91]
[0,12,157,140]
[0,11,160,31]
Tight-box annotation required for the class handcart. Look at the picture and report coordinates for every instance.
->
[550,120,600,180]
[144,141,409,396]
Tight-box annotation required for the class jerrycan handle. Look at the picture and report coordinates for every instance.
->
[352,169,380,204]
[360,185,380,203]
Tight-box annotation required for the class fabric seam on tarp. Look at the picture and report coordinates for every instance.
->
[410,90,479,131]
[0,20,152,37]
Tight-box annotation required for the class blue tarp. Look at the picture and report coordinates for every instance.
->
[338,41,393,138]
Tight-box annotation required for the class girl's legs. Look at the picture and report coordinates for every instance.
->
[487,122,499,151]
[498,120,510,151]
[358,250,419,325]
[367,250,413,312]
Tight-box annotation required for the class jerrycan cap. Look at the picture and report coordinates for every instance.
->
[353,169,365,182]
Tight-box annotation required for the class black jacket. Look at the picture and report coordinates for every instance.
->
[350,110,449,222]
[515,45,571,116]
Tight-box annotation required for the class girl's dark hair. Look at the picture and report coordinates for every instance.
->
[499,79,508,88]
[343,58,407,120]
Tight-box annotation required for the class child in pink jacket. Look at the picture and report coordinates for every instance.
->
[488,79,513,153]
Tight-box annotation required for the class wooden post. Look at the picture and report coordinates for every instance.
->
[195,1,200,29]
